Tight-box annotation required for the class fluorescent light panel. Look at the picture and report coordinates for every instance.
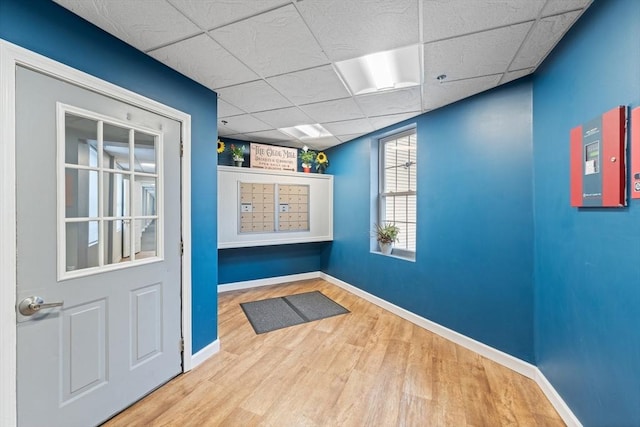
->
[335,45,421,95]
[279,123,332,140]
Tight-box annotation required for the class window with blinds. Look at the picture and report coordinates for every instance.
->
[380,129,417,254]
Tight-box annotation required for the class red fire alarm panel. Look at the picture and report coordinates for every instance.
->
[570,106,627,207]
[631,107,640,199]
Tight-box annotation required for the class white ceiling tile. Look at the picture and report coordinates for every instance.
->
[336,133,368,143]
[266,65,350,105]
[424,22,533,82]
[148,34,258,90]
[218,122,241,135]
[322,118,374,136]
[216,80,293,113]
[252,107,314,129]
[296,0,419,62]
[541,0,592,17]
[218,114,272,133]
[500,68,534,85]
[368,112,419,130]
[218,99,246,118]
[309,136,342,150]
[423,75,502,111]
[240,130,297,144]
[422,0,545,42]
[355,87,422,117]
[54,0,202,51]
[211,4,328,77]
[299,98,365,123]
[510,11,582,70]
[168,0,291,30]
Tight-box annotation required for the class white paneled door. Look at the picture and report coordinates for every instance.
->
[15,66,182,427]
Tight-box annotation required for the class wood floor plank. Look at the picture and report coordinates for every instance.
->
[103,279,565,426]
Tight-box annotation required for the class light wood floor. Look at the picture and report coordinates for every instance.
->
[104,279,564,426]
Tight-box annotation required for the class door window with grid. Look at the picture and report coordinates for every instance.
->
[380,129,417,255]
[59,104,162,279]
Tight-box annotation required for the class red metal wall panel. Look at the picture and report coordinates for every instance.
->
[631,107,640,199]
[570,125,584,207]
[601,106,626,206]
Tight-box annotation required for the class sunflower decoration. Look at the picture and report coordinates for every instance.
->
[315,151,329,173]
[217,139,225,154]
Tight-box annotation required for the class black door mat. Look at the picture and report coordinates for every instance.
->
[240,291,350,334]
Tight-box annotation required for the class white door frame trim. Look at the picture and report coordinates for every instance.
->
[0,39,193,427]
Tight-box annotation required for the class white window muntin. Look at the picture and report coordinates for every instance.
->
[57,103,164,281]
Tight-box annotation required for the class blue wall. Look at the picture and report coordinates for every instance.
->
[533,0,640,425]
[218,243,325,284]
[0,0,219,353]
[323,79,535,362]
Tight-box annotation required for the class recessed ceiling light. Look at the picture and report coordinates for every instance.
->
[279,123,332,140]
[335,45,421,95]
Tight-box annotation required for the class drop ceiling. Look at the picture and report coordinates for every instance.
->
[53,0,592,150]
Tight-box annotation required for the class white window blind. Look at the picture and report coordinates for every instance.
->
[380,129,417,253]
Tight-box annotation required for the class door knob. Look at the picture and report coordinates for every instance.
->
[18,296,64,316]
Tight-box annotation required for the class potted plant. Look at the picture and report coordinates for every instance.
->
[299,146,316,172]
[374,223,400,255]
[230,144,245,166]
[315,151,329,174]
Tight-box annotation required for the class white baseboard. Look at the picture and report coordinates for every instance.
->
[319,272,582,427]
[190,339,220,369]
[218,271,321,293]
[535,369,582,427]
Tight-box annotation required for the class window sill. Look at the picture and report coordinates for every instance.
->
[372,250,416,262]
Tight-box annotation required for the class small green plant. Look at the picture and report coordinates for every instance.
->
[299,146,316,166]
[374,223,400,244]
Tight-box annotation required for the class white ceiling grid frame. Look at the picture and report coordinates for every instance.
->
[235,129,298,145]
[355,86,422,117]
[322,118,375,137]
[210,4,329,78]
[219,114,272,134]
[423,22,534,83]
[295,0,420,62]
[423,74,502,111]
[54,0,202,52]
[369,112,421,130]
[266,65,352,105]
[252,107,314,129]
[167,0,292,31]
[299,98,367,124]
[500,68,535,85]
[510,11,583,70]
[215,80,292,113]
[52,0,595,149]
[422,0,546,43]
[148,34,259,90]
[218,99,246,119]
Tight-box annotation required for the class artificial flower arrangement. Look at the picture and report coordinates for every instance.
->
[299,146,316,169]
[230,144,245,161]
[217,139,225,154]
[315,152,329,173]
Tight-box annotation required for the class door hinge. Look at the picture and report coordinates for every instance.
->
[180,338,184,352]
[180,141,184,157]
[180,239,184,255]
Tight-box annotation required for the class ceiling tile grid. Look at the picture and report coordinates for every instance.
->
[53,0,594,150]
[210,4,329,78]
[148,34,259,90]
